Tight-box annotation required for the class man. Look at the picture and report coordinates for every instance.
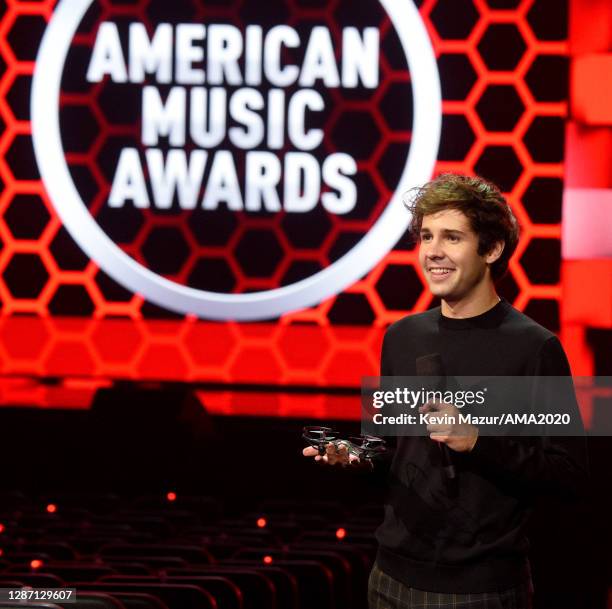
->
[303,173,587,608]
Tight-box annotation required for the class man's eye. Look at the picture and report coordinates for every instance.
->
[447,235,460,243]
[421,234,432,241]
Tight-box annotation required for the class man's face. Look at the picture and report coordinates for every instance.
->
[418,209,492,302]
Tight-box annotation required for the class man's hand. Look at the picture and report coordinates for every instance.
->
[302,441,361,466]
[419,401,478,453]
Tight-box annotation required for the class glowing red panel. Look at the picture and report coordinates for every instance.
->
[572,55,612,125]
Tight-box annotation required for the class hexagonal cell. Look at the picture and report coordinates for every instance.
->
[234,229,284,279]
[45,341,95,376]
[381,24,410,72]
[144,0,197,22]
[62,44,100,94]
[48,284,95,316]
[281,206,332,249]
[280,260,323,286]
[74,1,103,36]
[229,346,282,383]
[521,177,562,224]
[140,300,184,319]
[6,15,47,61]
[327,292,375,325]
[523,116,564,163]
[6,135,40,181]
[141,226,191,276]
[94,269,134,302]
[4,194,51,240]
[0,316,50,360]
[293,0,329,7]
[430,0,480,40]
[495,268,520,303]
[50,226,89,271]
[96,136,138,184]
[96,206,145,245]
[527,0,567,41]
[524,298,559,332]
[477,24,526,71]
[96,82,142,126]
[378,142,410,190]
[438,114,475,161]
[344,170,382,221]
[475,85,525,132]
[91,320,143,363]
[438,54,478,101]
[327,231,363,263]
[136,343,189,379]
[379,81,413,132]
[183,323,235,367]
[239,0,290,25]
[333,0,384,28]
[277,324,331,369]
[6,74,31,121]
[525,56,568,102]
[375,264,423,311]
[392,227,417,252]
[485,0,521,7]
[331,111,381,161]
[520,238,561,284]
[70,164,100,208]
[474,145,523,193]
[3,253,49,299]
[60,105,100,154]
[187,208,238,247]
[187,257,236,292]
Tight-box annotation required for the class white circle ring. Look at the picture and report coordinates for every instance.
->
[31,0,441,321]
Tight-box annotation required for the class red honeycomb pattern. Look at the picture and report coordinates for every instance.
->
[0,0,568,388]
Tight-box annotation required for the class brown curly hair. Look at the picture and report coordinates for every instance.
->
[405,173,519,279]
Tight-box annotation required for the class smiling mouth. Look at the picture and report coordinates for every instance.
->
[428,268,455,276]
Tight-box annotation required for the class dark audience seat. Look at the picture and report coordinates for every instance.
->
[58,592,126,609]
[101,556,188,569]
[101,575,243,609]
[0,573,65,588]
[166,567,276,609]
[73,583,217,609]
[38,563,117,582]
[222,563,299,609]
[109,593,169,609]
[100,544,213,564]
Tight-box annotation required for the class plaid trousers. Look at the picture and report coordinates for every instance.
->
[368,562,533,609]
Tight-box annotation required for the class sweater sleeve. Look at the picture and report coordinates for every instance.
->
[467,336,589,498]
[367,329,397,475]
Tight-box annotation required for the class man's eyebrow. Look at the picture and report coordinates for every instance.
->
[420,228,467,235]
[441,228,467,235]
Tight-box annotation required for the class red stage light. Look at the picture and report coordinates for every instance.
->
[0,549,3,556]
[0,524,5,533]
[46,504,57,514]
[257,517,267,528]
[166,492,177,502]
[336,527,346,539]
[30,559,43,569]
[263,555,273,564]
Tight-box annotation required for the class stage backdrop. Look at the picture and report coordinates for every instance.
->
[0,0,571,396]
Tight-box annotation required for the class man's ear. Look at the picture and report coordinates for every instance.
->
[485,241,504,265]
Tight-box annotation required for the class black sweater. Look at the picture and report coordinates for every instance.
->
[374,299,588,593]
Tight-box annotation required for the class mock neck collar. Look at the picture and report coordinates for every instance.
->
[438,298,509,330]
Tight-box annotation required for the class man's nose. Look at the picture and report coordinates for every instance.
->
[425,237,445,258]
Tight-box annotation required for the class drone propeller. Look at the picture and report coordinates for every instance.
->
[347,435,387,460]
[302,426,341,455]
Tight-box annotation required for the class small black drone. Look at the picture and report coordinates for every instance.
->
[302,426,386,461]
